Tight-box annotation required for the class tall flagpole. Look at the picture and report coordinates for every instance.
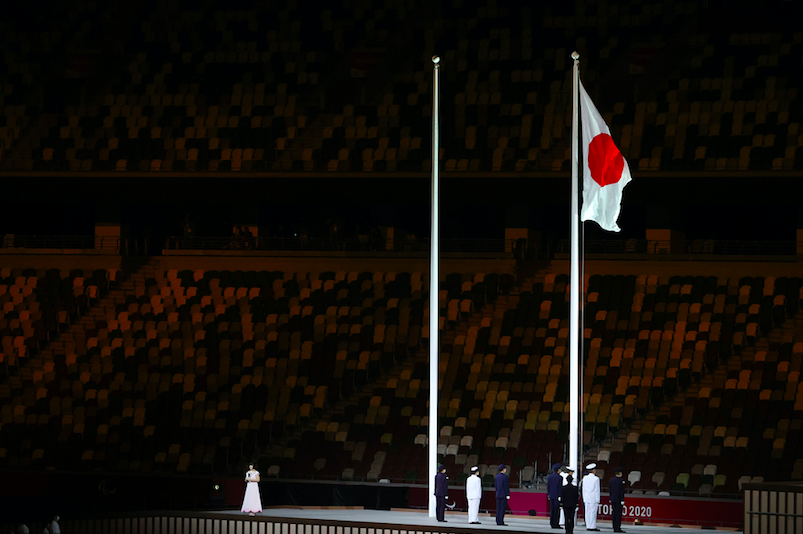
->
[569,51,581,472]
[428,54,441,518]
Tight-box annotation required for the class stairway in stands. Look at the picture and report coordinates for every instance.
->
[38,260,157,365]
[439,288,521,396]
[589,307,803,474]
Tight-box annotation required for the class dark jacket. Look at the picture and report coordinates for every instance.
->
[435,472,448,497]
[494,472,510,498]
[561,483,579,510]
[609,475,625,503]
[547,472,562,500]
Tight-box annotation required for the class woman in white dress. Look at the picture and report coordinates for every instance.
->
[241,463,263,516]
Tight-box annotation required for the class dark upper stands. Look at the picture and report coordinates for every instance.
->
[2,0,802,172]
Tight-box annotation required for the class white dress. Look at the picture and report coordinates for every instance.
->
[241,470,263,514]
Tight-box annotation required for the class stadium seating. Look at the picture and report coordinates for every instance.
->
[2,266,485,475]
[257,271,513,481]
[4,0,803,502]
[590,275,803,496]
[0,266,112,366]
[251,270,803,496]
[3,0,803,172]
[2,258,802,502]
[0,265,115,468]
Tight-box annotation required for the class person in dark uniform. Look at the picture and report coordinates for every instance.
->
[560,474,579,534]
[434,464,448,522]
[547,463,563,529]
[494,464,510,525]
[609,467,626,533]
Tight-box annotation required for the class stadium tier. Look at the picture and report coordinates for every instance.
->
[0,266,508,476]
[3,261,803,498]
[261,272,800,495]
[2,0,803,172]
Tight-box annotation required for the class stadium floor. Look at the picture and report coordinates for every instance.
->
[213,507,739,532]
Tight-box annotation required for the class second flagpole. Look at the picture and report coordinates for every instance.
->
[569,51,581,473]
[428,54,441,518]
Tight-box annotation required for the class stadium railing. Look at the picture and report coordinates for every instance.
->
[557,239,798,256]
[164,236,513,253]
[0,235,120,250]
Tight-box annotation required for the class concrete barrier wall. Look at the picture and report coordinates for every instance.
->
[156,254,516,277]
[0,253,123,271]
[744,482,803,534]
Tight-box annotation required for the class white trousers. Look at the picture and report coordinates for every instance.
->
[584,501,599,529]
[468,499,480,523]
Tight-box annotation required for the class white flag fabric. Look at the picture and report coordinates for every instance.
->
[579,80,632,232]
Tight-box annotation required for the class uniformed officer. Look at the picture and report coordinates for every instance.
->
[609,467,626,533]
[559,465,575,527]
[434,464,448,522]
[494,464,510,525]
[547,463,563,529]
[560,472,579,534]
[581,463,601,531]
[466,465,482,524]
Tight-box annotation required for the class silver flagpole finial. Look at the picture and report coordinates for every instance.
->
[571,51,580,60]
[432,55,441,65]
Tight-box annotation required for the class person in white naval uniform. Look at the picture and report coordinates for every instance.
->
[466,465,482,524]
[581,463,601,531]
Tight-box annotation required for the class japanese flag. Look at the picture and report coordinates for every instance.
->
[579,80,632,232]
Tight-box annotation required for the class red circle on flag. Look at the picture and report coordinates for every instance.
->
[588,133,624,187]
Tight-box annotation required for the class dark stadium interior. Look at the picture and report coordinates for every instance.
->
[3,0,803,531]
